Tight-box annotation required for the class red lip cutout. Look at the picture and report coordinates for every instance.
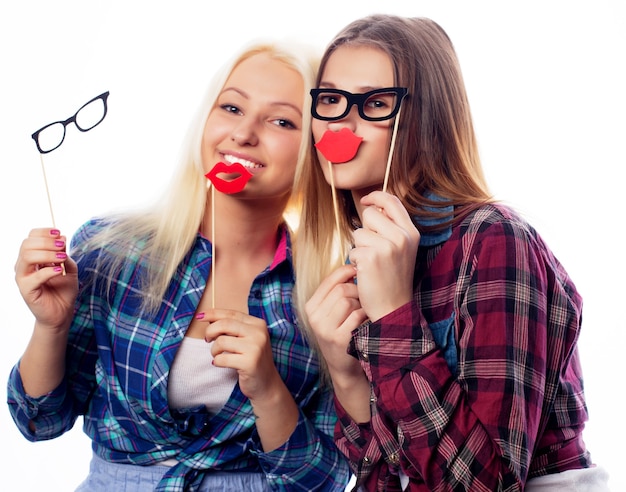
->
[205,161,253,194]
[314,128,363,164]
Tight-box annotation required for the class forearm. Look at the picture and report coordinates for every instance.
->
[251,379,300,452]
[254,388,352,491]
[18,321,69,397]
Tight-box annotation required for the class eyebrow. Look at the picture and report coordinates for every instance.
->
[220,87,302,116]
[316,83,388,93]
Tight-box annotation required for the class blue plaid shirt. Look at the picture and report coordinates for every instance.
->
[7,219,349,491]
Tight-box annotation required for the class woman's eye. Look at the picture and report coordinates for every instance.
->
[220,104,241,115]
[320,95,340,105]
[272,118,297,129]
[366,98,389,110]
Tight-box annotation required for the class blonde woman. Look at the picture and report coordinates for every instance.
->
[9,40,350,491]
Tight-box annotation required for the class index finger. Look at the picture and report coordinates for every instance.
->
[27,227,64,239]
[202,308,249,324]
[307,264,357,308]
[200,308,263,342]
[360,191,412,224]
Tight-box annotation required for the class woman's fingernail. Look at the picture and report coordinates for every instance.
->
[50,229,60,236]
[56,252,67,259]
[53,266,63,273]
[195,312,205,320]
[54,240,65,248]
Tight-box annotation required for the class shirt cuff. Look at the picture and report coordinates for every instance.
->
[250,412,317,475]
[8,364,68,419]
[349,300,438,380]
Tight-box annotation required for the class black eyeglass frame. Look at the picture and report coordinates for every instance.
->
[310,87,408,122]
[31,91,110,154]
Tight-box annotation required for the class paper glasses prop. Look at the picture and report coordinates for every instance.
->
[31,91,109,275]
[32,91,110,222]
[310,87,407,239]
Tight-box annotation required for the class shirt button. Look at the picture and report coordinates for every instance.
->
[388,452,400,465]
[360,352,369,361]
[363,456,371,464]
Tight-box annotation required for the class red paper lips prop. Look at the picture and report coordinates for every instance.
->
[314,127,363,164]
[205,161,253,194]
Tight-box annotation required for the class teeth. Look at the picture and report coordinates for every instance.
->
[223,154,262,169]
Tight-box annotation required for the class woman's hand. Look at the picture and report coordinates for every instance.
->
[14,228,78,332]
[305,264,366,378]
[200,308,280,400]
[196,308,299,451]
[14,228,78,397]
[305,265,371,422]
[350,191,420,322]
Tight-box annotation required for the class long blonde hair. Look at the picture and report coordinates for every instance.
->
[75,39,319,314]
[294,15,492,366]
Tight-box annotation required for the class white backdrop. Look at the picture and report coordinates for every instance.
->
[1,1,624,490]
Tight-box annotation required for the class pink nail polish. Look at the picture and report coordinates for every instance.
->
[195,312,205,320]
[50,229,60,236]
[56,252,67,259]
[54,240,65,248]
[53,266,63,273]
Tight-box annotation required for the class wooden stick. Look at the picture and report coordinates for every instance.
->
[39,153,57,227]
[211,184,216,309]
[327,160,342,247]
[39,153,65,276]
[382,105,403,193]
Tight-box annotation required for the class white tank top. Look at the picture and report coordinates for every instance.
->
[167,336,238,415]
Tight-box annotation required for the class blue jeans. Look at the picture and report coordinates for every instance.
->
[75,453,270,492]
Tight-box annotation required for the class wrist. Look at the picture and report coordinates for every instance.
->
[330,366,369,395]
[33,320,72,340]
[331,371,372,424]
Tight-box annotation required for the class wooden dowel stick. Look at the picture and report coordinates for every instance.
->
[327,160,342,247]
[211,184,216,309]
[39,153,65,276]
[382,105,403,193]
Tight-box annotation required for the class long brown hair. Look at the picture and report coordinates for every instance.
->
[293,15,492,377]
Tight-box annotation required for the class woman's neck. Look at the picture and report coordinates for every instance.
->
[202,191,287,262]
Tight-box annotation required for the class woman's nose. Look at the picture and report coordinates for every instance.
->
[230,119,259,146]
[326,105,359,133]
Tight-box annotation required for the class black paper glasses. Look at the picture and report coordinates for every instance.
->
[310,87,408,122]
[30,91,110,264]
[32,91,110,154]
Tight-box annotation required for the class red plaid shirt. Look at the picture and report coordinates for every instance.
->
[336,204,592,491]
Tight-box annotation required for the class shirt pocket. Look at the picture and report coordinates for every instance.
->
[429,311,457,376]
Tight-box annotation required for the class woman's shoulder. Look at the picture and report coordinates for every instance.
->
[70,217,113,248]
[70,215,149,259]
[456,202,564,267]
[456,202,580,304]
[459,201,536,237]
[453,202,555,260]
